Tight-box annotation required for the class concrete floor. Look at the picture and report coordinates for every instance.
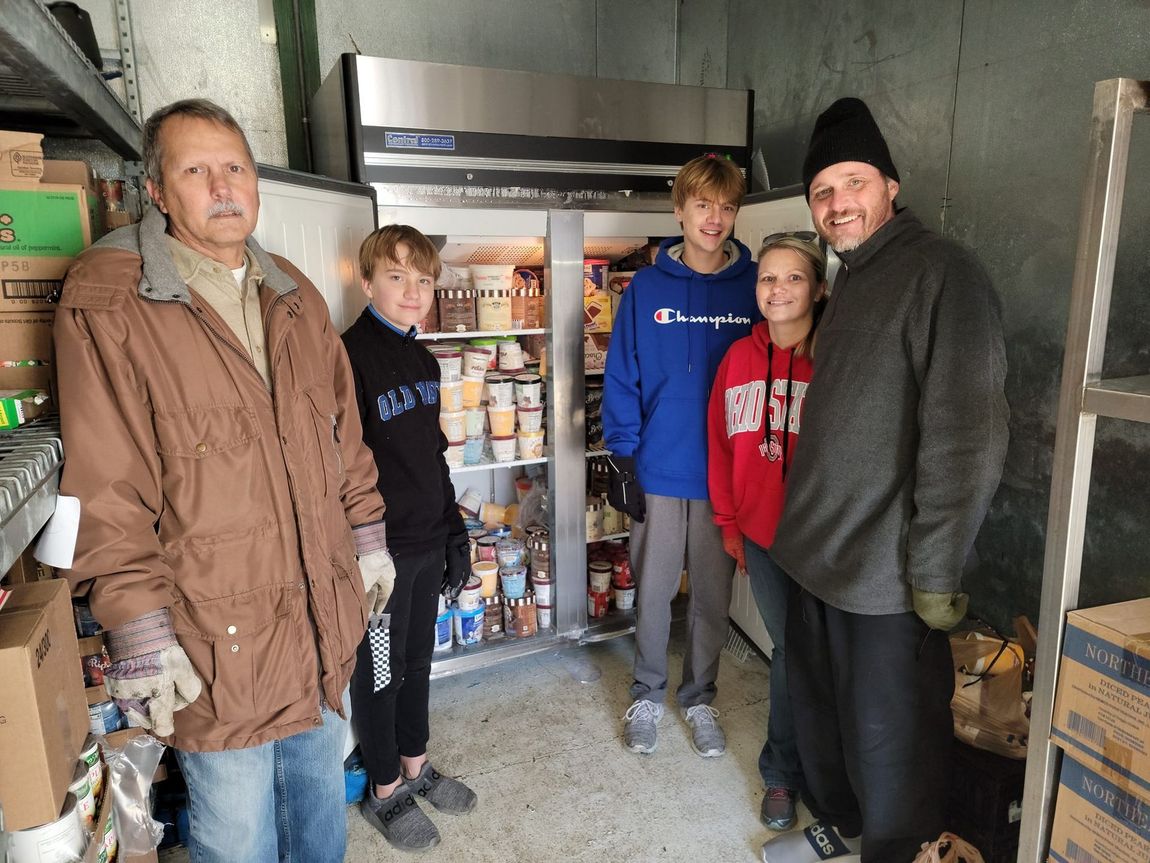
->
[160,626,811,862]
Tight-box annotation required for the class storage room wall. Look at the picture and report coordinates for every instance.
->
[727,0,1150,631]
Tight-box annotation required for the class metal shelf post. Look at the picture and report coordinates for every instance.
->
[1018,77,1150,863]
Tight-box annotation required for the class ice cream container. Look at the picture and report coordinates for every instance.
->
[457,486,483,516]
[461,346,490,378]
[614,584,636,611]
[516,405,543,432]
[479,501,507,524]
[434,609,453,652]
[439,410,466,441]
[439,380,463,412]
[476,535,500,562]
[536,604,553,630]
[497,339,525,372]
[444,439,465,468]
[464,406,487,437]
[472,560,500,597]
[452,603,484,645]
[490,434,516,462]
[485,375,516,409]
[503,593,538,638]
[517,429,545,459]
[458,575,483,611]
[463,436,485,465]
[588,560,613,592]
[587,588,610,619]
[461,375,485,408]
[499,564,528,599]
[531,572,553,606]
[513,373,543,407]
[495,537,527,568]
[432,349,462,382]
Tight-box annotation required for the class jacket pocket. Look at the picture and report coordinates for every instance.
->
[331,556,368,666]
[638,396,706,477]
[171,585,303,723]
[303,387,344,498]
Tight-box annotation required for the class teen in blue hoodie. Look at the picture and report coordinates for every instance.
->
[603,155,758,758]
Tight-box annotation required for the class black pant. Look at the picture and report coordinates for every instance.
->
[350,546,444,787]
[786,587,954,863]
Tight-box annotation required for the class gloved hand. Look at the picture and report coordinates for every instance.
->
[607,455,646,524]
[442,533,471,600]
[912,587,969,631]
[104,608,202,737]
[354,521,396,612]
[722,533,746,574]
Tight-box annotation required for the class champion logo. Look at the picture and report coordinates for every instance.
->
[653,307,753,330]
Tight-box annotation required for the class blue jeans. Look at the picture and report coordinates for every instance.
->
[176,698,349,863]
[745,539,803,791]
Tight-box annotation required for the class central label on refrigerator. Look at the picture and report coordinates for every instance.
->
[385,131,456,150]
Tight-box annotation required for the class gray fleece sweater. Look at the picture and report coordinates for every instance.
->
[770,209,1009,614]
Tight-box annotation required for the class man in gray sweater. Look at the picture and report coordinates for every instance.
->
[761,99,1008,863]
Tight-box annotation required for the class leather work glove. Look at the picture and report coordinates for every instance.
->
[442,532,471,601]
[354,521,397,613]
[722,533,747,575]
[606,455,646,524]
[912,587,970,631]
[104,608,202,738]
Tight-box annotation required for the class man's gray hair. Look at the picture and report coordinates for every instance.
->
[142,99,256,187]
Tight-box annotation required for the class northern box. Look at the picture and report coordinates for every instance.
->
[1051,598,1150,784]
[0,130,44,183]
[0,579,90,830]
[0,179,101,311]
[1048,752,1150,863]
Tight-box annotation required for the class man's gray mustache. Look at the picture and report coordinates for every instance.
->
[207,201,245,218]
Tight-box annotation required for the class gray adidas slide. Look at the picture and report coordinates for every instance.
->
[761,821,861,863]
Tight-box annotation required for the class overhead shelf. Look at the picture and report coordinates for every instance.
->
[1082,375,1150,423]
[0,417,63,578]
[0,0,141,159]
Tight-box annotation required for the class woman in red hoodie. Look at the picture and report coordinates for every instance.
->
[707,234,827,832]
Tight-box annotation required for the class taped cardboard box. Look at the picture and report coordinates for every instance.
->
[0,310,55,404]
[1048,752,1150,863]
[1051,598,1150,784]
[0,579,90,830]
[0,179,100,312]
[0,130,44,183]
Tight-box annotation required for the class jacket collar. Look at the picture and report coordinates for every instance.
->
[97,206,300,303]
[835,207,922,270]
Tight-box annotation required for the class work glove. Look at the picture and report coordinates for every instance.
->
[442,532,471,601]
[606,455,646,524]
[912,587,969,631]
[104,608,202,738]
[354,521,397,613]
[722,533,747,574]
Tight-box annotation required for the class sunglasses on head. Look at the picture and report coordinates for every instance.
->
[762,230,818,245]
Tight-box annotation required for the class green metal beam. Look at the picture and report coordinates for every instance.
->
[273,0,320,171]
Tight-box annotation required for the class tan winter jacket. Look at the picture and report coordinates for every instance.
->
[55,207,385,752]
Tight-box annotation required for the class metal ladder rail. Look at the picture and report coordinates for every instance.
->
[1018,77,1150,863]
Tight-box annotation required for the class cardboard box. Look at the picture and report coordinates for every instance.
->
[0,310,55,403]
[607,270,633,321]
[1048,752,1150,863]
[584,333,609,372]
[3,546,54,584]
[0,180,100,311]
[0,579,90,830]
[1052,598,1150,783]
[583,293,612,333]
[0,130,44,183]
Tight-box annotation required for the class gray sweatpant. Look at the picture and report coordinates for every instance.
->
[628,493,734,707]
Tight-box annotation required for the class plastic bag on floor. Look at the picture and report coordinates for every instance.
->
[105,733,165,855]
[913,831,985,863]
[950,629,1030,759]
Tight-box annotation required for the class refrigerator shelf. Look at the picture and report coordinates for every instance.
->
[416,328,547,340]
[449,456,548,475]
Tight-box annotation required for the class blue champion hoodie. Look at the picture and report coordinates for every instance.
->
[602,236,758,500]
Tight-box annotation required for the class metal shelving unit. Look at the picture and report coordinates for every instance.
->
[1018,78,1150,862]
[0,418,63,577]
[0,0,142,158]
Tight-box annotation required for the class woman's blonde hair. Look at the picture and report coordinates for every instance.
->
[359,224,442,282]
[757,235,828,358]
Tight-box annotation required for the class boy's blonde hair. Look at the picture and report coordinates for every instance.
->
[358,224,442,282]
[672,155,746,210]
[757,235,828,358]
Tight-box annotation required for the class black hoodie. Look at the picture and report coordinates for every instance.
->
[342,307,464,555]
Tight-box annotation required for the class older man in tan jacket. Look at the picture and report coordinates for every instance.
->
[55,99,392,863]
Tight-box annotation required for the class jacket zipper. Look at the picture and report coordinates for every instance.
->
[329,414,344,476]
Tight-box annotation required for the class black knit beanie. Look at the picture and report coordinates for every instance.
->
[801,97,899,199]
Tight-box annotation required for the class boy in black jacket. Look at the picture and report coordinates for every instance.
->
[343,225,476,852]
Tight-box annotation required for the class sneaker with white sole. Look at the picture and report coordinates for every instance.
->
[682,704,725,757]
[623,699,664,753]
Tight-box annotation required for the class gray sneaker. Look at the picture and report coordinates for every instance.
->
[361,786,441,852]
[623,699,665,753]
[683,704,725,757]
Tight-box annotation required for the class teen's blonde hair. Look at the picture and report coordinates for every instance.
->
[358,225,442,282]
[671,155,746,210]
[757,235,828,358]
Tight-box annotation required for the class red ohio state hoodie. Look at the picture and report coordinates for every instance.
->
[707,321,814,549]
